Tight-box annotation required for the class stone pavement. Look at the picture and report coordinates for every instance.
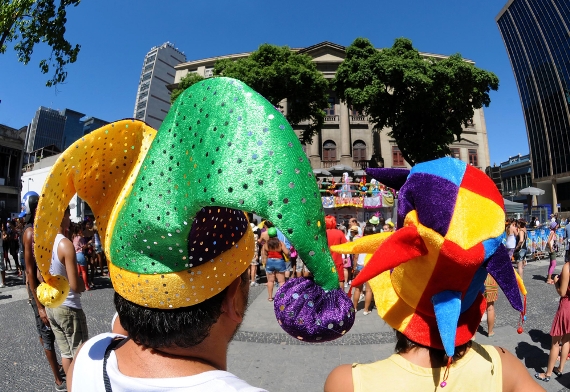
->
[1,254,570,391]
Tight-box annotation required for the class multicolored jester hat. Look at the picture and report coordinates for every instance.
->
[32,77,353,342]
[332,158,527,357]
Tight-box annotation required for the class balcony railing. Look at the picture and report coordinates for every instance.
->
[321,160,340,168]
[353,160,369,169]
[324,115,339,123]
[350,115,367,123]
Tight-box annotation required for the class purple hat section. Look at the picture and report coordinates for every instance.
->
[274,278,355,342]
[187,207,248,268]
[366,168,410,190]
[486,244,523,312]
[397,173,459,237]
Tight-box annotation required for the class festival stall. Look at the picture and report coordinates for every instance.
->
[318,173,397,226]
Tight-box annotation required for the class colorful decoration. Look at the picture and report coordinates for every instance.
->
[33,77,353,342]
[332,157,526,357]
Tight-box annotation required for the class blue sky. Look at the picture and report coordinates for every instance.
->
[0,0,526,165]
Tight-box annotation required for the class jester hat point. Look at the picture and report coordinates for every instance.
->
[34,77,354,341]
[332,157,526,356]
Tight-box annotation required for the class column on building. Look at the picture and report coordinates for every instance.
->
[309,133,320,168]
[339,100,351,163]
[552,179,558,213]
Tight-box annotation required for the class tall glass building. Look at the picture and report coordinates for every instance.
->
[496,0,570,210]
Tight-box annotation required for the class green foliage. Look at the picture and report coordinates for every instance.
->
[0,0,81,87]
[170,72,205,103]
[332,38,499,165]
[214,43,329,144]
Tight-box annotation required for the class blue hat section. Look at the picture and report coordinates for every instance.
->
[432,290,462,357]
[482,236,503,261]
[461,267,488,313]
[410,157,467,187]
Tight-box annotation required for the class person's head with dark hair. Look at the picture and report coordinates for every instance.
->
[518,220,526,229]
[115,268,249,350]
[363,225,375,236]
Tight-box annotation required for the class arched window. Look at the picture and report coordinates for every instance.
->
[353,140,367,161]
[323,140,337,161]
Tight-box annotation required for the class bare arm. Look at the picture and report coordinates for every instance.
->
[58,238,85,293]
[280,241,289,256]
[324,364,354,392]
[261,243,268,265]
[555,262,570,297]
[24,228,50,326]
[495,346,545,392]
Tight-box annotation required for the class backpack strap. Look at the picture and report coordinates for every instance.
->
[102,337,129,392]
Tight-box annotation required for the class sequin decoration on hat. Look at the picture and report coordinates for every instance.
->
[332,157,527,356]
[33,77,354,342]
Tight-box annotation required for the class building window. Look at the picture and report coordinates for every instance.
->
[144,64,153,73]
[140,81,150,92]
[351,106,361,116]
[392,146,405,167]
[138,91,148,100]
[325,97,335,116]
[450,148,460,159]
[468,149,478,167]
[141,72,152,82]
[353,141,367,161]
[136,110,145,119]
[323,140,337,161]
[145,55,156,64]
[137,101,146,110]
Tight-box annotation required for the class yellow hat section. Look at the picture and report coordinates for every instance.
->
[369,270,415,331]
[34,120,157,307]
[445,188,505,250]
[390,210,444,313]
[330,232,391,255]
[109,224,254,309]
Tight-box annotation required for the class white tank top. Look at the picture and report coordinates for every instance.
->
[505,233,516,249]
[72,333,267,392]
[50,233,82,309]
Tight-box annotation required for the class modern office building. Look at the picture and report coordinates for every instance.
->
[61,108,86,150]
[0,124,26,220]
[25,106,66,153]
[173,41,491,171]
[133,42,187,130]
[25,107,109,156]
[83,117,109,135]
[496,0,570,212]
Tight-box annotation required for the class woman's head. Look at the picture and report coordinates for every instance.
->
[267,237,281,251]
[517,220,526,229]
[325,215,337,230]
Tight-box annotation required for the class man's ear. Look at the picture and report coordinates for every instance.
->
[221,276,244,324]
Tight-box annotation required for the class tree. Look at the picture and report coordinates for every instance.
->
[1,0,81,87]
[332,38,499,165]
[214,43,329,144]
[170,72,204,103]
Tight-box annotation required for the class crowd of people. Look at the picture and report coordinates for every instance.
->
[5,77,551,392]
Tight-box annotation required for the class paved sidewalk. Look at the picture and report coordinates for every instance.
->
[1,256,569,391]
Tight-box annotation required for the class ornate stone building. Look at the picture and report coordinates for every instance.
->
[173,41,491,172]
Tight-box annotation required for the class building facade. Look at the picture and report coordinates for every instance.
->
[133,42,187,130]
[25,106,66,153]
[496,0,570,212]
[173,41,491,172]
[83,117,109,135]
[0,124,26,221]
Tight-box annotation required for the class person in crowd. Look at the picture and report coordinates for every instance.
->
[92,222,106,276]
[351,225,374,315]
[515,219,528,278]
[565,222,570,262]
[505,218,518,261]
[82,219,96,287]
[46,207,87,377]
[22,192,67,391]
[535,251,570,382]
[382,219,395,232]
[249,220,260,286]
[72,225,90,290]
[325,157,541,392]
[484,274,498,337]
[326,215,348,289]
[348,217,362,236]
[0,222,5,287]
[4,221,14,271]
[547,218,559,284]
[261,227,289,301]
[368,215,380,232]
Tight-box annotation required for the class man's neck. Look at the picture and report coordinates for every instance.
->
[114,338,228,378]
